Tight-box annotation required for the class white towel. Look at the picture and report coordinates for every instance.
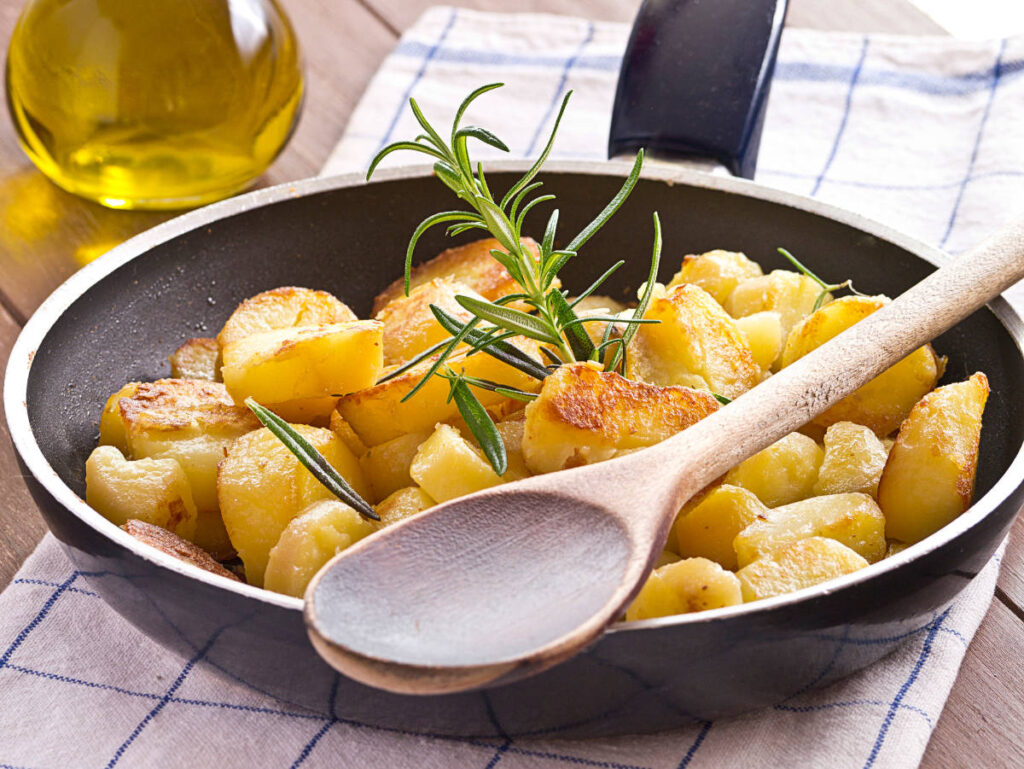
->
[4,7,1022,768]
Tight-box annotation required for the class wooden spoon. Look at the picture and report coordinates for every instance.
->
[306,219,1024,695]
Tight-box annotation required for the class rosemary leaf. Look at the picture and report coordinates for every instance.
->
[455,126,510,153]
[366,140,448,181]
[566,149,644,253]
[609,211,662,372]
[548,288,595,361]
[431,305,550,380]
[405,211,481,295]
[375,338,451,384]
[570,260,626,307]
[400,316,482,403]
[475,196,520,255]
[541,208,559,261]
[449,378,507,475]
[245,399,379,521]
[777,247,828,289]
[509,182,544,223]
[712,393,732,405]
[455,294,562,345]
[500,91,573,210]
[409,97,449,156]
[451,83,504,143]
[539,346,565,366]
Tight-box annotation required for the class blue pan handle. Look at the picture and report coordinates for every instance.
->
[608,0,788,179]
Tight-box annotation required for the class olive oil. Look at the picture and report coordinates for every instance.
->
[5,0,303,210]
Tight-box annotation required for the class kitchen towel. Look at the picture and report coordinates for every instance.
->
[4,6,1023,768]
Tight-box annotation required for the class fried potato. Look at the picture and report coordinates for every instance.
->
[169,337,221,381]
[99,378,260,558]
[813,421,888,497]
[87,446,197,540]
[122,519,240,581]
[359,431,430,503]
[878,373,988,544]
[337,338,544,446]
[371,237,544,315]
[375,487,435,527]
[262,499,379,597]
[376,277,485,366]
[736,537,869,601]
[627,283,760,399]
[666,249,763,305]
[780,296,939,436]
[733,492,887,568]
[410,424,505,502]
[329,410,368,457]
[217,286,357,349]
[218,424,369,587]
[673,484,768,570]
[725,269,828,346]
[221,320,384,423]
[625,557,743,620]
[723,432,823,508]
[522,363,719,474]
[571,294,629,346]
[734,311,783,372]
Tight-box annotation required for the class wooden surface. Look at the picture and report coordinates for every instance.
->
[0,0,1018,765]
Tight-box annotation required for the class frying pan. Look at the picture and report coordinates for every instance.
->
[6,0,1024,738]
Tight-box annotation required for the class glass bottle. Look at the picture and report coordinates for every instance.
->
[5,0,304,210]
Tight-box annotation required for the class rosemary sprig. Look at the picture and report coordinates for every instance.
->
[245,399,378,521]
[365,83,654,474]
[777,247,866,312]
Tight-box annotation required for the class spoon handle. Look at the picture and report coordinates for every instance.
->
[643,217,1024,516]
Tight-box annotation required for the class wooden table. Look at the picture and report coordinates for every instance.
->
[0,0,1019,766]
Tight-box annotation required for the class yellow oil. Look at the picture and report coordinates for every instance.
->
[5,0,304,210]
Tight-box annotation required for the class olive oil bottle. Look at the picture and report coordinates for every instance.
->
[5,0,304,210]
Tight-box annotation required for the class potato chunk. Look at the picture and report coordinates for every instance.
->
[673,485,768,570]
[169,338,221,381]
[625,558,743,621]
[218,425,370,587]
[666,249,763,305]
[813,421,888,497]
[86,446,197,540]
[329,411,368,457]
[217,286,357,349]
[878,373,988,544]
[376,487,435,526]
[410,424,503,502]
[723,432,823,507]
[337,338,543,446]
[780,296,939,436]
[372,237,543,315]
[376,278,485,366]
[522,363,720,475]
[100,379,260,558]
[627,283,760,399]
[122,519,240,581]
[734,312,783,372]
[733,492,887,567]
[359,431,430,503]
[221,320,384,423]
[736,537,869,601]
[725,270,827,345]
[263,500,378,597]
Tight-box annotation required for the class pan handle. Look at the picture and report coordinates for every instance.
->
[608,0,788,179]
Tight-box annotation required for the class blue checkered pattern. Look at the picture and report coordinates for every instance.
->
[5,7,1020,767]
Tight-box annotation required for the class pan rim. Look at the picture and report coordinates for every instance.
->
[6,159,1024,633]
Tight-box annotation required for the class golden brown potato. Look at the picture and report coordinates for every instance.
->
[522,363,720,475]
[673,484,768,570]
[329,410,369,457]
[627,283,761,399]
[409,424,505,502]
[725,269,828,346]
[813,421,889,497]
[86,446,197,540]
[733,492,887,567]
[122,519,240,581]
[263,500,378,597]
[666,250,763,305]
[878,373,988,544]
[723,432,823,508]
[217,286,357,349]
[218,424,370,587]
[571,294,629,346]
[780,296,940,436]
[734,311,783,372]
[99,378,259,558]
[736,537,869,601]
[375,278,484,366]
[221,320,384,423]
[625,557,743,620]
[375,487,435,526]
[337,338,544,446]
[371,237,544,315]
[359,431,430,503]
[169,338,221,381]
